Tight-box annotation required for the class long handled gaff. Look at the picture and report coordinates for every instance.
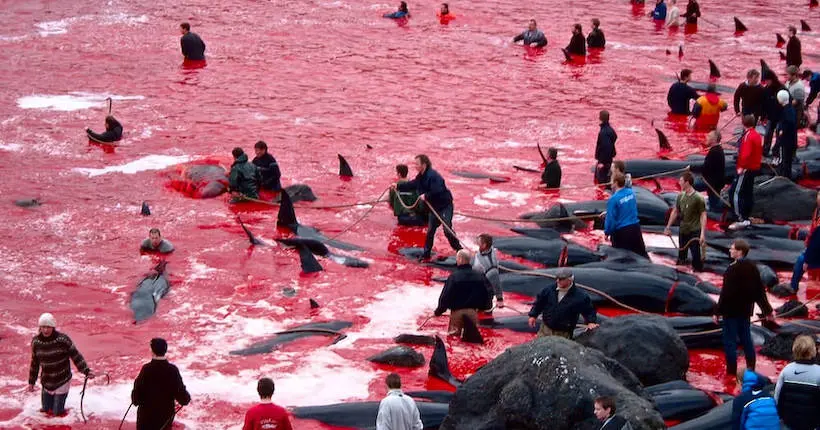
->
[118,404,132,429]
[106,97,112,115]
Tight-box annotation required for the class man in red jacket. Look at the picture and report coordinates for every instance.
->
[729,115,762,230]
[242,378,292,430]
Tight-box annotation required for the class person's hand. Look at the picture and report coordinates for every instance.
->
[86,370,96,379]
[434,310,443,317]
[528,317,537,328]
[664,227,672,236]
[804,263,809,272]
[699,232,706,244]
[712,315,720,325]
[419,194,426,201]
[27,384,35,392]
[496,298,505,308]
[597,163,604,169]
[586,323,599,330]
[389,183,397,191]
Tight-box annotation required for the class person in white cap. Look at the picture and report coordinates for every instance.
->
[773,88,798,179]
[27,313,94,417]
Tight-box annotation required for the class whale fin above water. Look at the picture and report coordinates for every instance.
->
[733,17,747,32]
[277,190,298,230]
[656,128,671,150]
[678,45,683,58]
[310,298,320,309]
[536,142,548,164]
[237,217,265,245]
[708,59,721,78]
[760,59,775,81]
[776,33,786,45]
[779,51,787,61]
[297,245,324,273]
[801,19,811,32]
[338,154,354,177]
[141,201,151,216]
[429,336,462,387]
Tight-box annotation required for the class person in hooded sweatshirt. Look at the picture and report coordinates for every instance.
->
[565,24,586,56]
[668,69,700,115]
[774,335,820,430]
[383,1,409,19]
[251,141,282,192]
[28,313,94,417]
[86,116,123,143]
[665,0,680,27]
[179,22,206,61]
[693,83,729,130]
[786,25,802,68]
[731,369,780,430]
[472,234,503,310]
[229,147,261,201]
[513,19,548,47]
[131,338,191,430]
[605,173,648,257]
[587,19,606,48]
[733,69,764,122]
[774,89,797,179]
[650,0,667,20]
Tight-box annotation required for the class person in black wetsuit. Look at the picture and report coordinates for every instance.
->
[786,25,802,69]
[513,19,547,48]
[179,22,206,61]
[131,338,191,430]
[587,19,605,48]
[681,0,700,25]
[252,141,282,192]
[86,116,123,143]
[392,154,462,260]
[541,147,562,188]
[595,110,617,184]
[667,69,699,115]
[565,24,586,56]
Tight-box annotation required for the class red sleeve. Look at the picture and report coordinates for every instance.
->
[242,407,255,430]
[737,133,753,169]
[279,408,294,430]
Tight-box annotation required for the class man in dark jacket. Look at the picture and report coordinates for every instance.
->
[565,24,586,56]
[179,22,206,61]
[731,369,780,430]
[594,396,633,430]
[802,69,820,107]
[789,192,820,292]
[595,110,617,184]
[86,116,123,143]
[733,69,764,121]
[229,147,261,201]
[761,74,786,156]
[775,89,798,179]
[716,239,774,375]
[695,130,726,211]
[786,25,802,68]
[541,147,562,188]
[681,0,700,25]
[668,69,700,115]
[527,268,598,339]
[394,154,462,260]
[252,141,282,192]
[434,250,491,336]
[390,164,427,226]
[587,19,605,48]
[132,338,191,430]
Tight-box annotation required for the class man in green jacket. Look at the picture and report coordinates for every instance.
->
[229,147,260,202]
[390,164,427,226]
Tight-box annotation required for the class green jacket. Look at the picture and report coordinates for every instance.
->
[390,180,422,216]
[229,153,260,199]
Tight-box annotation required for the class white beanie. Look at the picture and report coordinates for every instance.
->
[38,313,56,328]
[777,89,790,106]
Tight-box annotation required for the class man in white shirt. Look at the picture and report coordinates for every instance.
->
[376,373,423,430]
[666,0,680,27]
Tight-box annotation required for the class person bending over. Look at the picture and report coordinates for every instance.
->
[513,19,547,48]
[86,116,123,143]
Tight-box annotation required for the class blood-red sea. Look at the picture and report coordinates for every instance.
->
[0,0,818,428]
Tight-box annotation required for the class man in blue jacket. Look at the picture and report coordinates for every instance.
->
[802,69,820,107]
[667,69,700,115]
[731,369,780,430]
[393,154,462,260]
[790,192,820,292]
[650,0,667,20]
[604,173,648,257]
[527,268,598,339]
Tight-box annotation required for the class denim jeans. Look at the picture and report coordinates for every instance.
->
[42,388,68,415]
[721,317,756,373]
[424,204,461,256]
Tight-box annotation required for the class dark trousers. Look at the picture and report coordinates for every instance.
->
[678,230,704,271]
[42,388,68,415]
[729,170,757,221]
[694,177,724,211]
[612,223,648,258]
[721,317,756,374]
[595,162,611,184]
[779,143,796,179]
[424,204,461,256]
[398,213,428,227]
[763,120,779,156]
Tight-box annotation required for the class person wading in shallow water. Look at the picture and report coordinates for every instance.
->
[140,228,175,254]
[229,147,261,202]
[131,338,191,430]
[391,154,462,260]
[28,313,95,417]
[179,22,206,61]
[664,171,706,272]
[527,268,598,339]
[86,116,123,143]
[513,19,548,47]
[435,250,490,336]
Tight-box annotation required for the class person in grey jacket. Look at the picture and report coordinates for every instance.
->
[472,234,503,308]
[513,19,547,47]
[774,335,820,430]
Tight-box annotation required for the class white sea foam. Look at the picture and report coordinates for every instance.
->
[17,93,145,111]
[0,142,23,152]
[35,18,73,36]
[473,189,530,208]
[340,283,436,344]
[73,155,191,177]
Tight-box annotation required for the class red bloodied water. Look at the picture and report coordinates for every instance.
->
[0,0,817,428]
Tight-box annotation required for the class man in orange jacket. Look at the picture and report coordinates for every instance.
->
[693,83,729,130]
[728,115,762,230]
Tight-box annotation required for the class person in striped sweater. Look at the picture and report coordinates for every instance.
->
[27,313,94,417]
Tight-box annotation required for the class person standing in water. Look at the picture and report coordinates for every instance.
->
[665,0,680,27]
[513,19,548,48]
[179,22,206,61]
[131,338,191,430]
[28,313,95,417]
[86,116,123,143]
[229,147,261,202]
[595,110,617,184]
[472,234,503,309]
[587,19,606,48]
[565,24,586,56]
[664,172,706,271]
[692,83,728,130]
[650,0,667,20]
[541,147,562,188]
[682,0,700,25]
[437,3,455,23]
[383,1,409,19]
[786,25,802,68]
[667,69,700,115]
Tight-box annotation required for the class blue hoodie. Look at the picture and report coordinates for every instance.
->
[604,187,640,235]
[652,1,667,20]
[732,370,780,430]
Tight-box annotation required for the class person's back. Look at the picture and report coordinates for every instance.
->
[243,378,293,430]
[376,374,422,430]
[703,143,726,191]
[786,27,802,68]
[230,148,260,200]
[542,148,562,188]
[180,23,206,61]
[652,1,667,20]
[719,258,770,319]
[732,370,780,430]
[566,25,586,56]
[774,336,820,430]
[132,339,191,430]
[737,125,762,172]
[668,80,699,114]
[605,186,639,235]
[86,116,123,143]
[437,264,491,313]
[694,91,728,129]
[587,20,605,48]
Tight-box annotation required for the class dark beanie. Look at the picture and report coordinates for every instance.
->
[151,338,168,356]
